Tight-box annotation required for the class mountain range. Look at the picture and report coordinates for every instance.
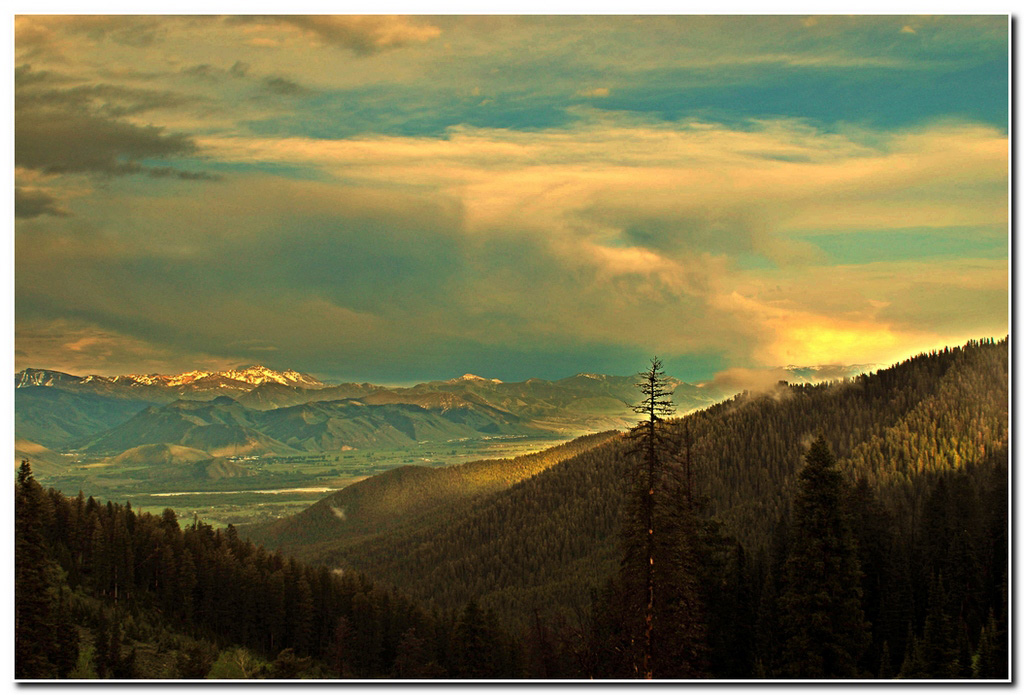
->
[15,365,332,402]
[75,395,545,458]
[15,363,878,464]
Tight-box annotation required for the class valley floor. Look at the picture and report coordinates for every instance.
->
[33,434,577,527]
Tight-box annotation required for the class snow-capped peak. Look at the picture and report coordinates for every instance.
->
[17,369,59,388]
[219,365,322,387]
[451,373,502,384]
[23,365,327,390]
[125,365,324,388]
[121,370,213,387]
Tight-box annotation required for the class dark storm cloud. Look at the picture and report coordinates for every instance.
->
[16,107,196,176]
[15,65,207,180]
[15,187,68,219]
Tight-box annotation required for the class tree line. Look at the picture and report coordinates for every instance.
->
[15,461,520,678]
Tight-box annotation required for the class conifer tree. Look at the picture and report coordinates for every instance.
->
[617,358,705,678]
[847,477,892,675]
[93,613,111,679]
[15,461,58,678]
[709,541,755,677]
[779,435,869,678]
[920,574,956,677]
[755,518,789,677]
[626,357,675,678]
[51,587,80,678]
[878,641,893,678]
[393,628,444,678]
[973,610,1007,679]
[451,599,496,678]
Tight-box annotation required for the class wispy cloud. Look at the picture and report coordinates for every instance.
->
[241,15,442,55]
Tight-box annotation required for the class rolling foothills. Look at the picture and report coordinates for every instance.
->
[15,339,1008,679]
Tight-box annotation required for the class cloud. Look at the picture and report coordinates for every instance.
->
[183,115,1004,367]
[142,167,221,181]
[17,65,193,117]
[15,16,167,55]
[180,60,308,98]
[16,113,996,374]
[182,63,216,79]
[15,187,68,219]
[15,174,471,376]
[16,106,196,176]
[260,76,308,97]
[195,115,1006,253]
[577,87,610,97]
[15,318,241,376]
[701,366,796,394]
[251,16,441,55]
[246,37,280,48]
[15,64,212,184]
[702,362,886,396]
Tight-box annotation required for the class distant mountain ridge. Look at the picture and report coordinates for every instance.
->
[17,364,324,391]
[124,365,324,388]
[15,362,877,399]
[75,396,545,458]
[15,362,881,461]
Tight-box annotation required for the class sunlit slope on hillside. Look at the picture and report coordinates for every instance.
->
[248,339,1007,627]
[246,431,620,551]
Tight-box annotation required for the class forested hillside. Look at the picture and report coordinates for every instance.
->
[248,430,618,549]
[251,338,1008,678]
[15,463,521,679]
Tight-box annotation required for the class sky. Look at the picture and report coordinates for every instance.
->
[13,15,1009,385]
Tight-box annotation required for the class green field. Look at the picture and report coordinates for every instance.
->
[36,434,577,528]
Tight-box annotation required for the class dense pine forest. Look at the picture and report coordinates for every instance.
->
[15,338,1008,679]
[15,464,521,678]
